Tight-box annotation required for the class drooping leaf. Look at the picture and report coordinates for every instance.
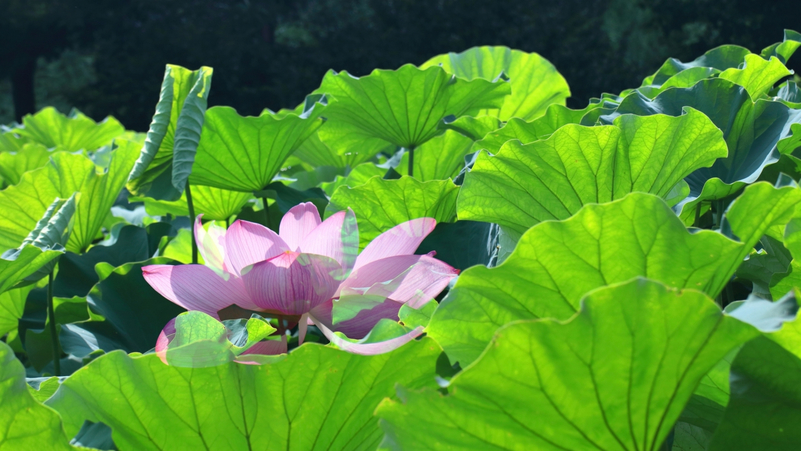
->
[316,64,509,157]
[429,183,801,366]
[458,108,727,235]
[0,140,139,253]
[0,246,61,295]
[190,103,324,192]
[421,46,570,121]
[10,107,124,152]
[378,279,761,451]
[2,195,77,284]
[709,336,801,450]
[47,338,441,450]
[0,143,52,187]
[326,177,459,248]
[0,341,73,450]
[605,78,801,216]
[127,65,213,200]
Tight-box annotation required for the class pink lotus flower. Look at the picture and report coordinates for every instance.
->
[143,203,458,358]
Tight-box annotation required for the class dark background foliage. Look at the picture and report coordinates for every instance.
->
[1,0,799,130]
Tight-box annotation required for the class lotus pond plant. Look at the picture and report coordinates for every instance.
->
[3,30,801,451]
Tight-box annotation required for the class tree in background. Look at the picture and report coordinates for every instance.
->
[1,0,799,128]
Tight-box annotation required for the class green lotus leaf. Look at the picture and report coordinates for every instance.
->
[163,311,279,368]
[0,342,73,449]
[0,246,62,296]
[47,338,441,450]
[439,115,500,141]
[0,285,33,338]
[473,103,596,154]
[127,65,213,200]
[326,176,459,248]
[53,222,176,299]
[708,336,801,450]
[718,54,791,100]
[396,129,475,180]
[0,139,139,253]
[0,143,53,187]
[429,183,801,366]
[458,108,727,235]
[378,279,760,451]
[421,46,570,121]
[760,29,801,64]
[316,64,509,156]
[0,128,28,152]
[293,131,385,169]
[607,78,801,213]
[71,258,186,354]
[321,163,385,197]
[642,45,750,87]
[637,66,720,99]
[9,107,124,153]
[131,184,252,221]
[190,103,324,192]
[2,194,77,284]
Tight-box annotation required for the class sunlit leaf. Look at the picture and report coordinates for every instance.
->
[190,103,324,192]
[422,46,570,121]
[458,108,727,235]
[326,176,458,248]
[430,184,801,365]
[378,279,761,451]
[127,65,213,200]
[10,107,124,152]
[48,339,441,450]
[316,64,509,157]
[0,342,73,449]
[0,143,52,187]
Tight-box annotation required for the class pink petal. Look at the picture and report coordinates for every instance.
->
[381,255,459,308]
[142,264,258,317]
[311,315,424,355]
[336,254,458,308]
[311,299,403,338]
[352,218,437,271]
[300,209,358,275]
[224,220,290,276]
[279,202,322,251]
[155,318,177,365]
[241,251,344,315]
[194,214,228,274]
[240,339,287,356]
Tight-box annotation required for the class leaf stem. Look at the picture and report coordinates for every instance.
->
[225,217,230,229]
[185,183,198,264]
[407,145,416,178]
[47,270,60,376]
